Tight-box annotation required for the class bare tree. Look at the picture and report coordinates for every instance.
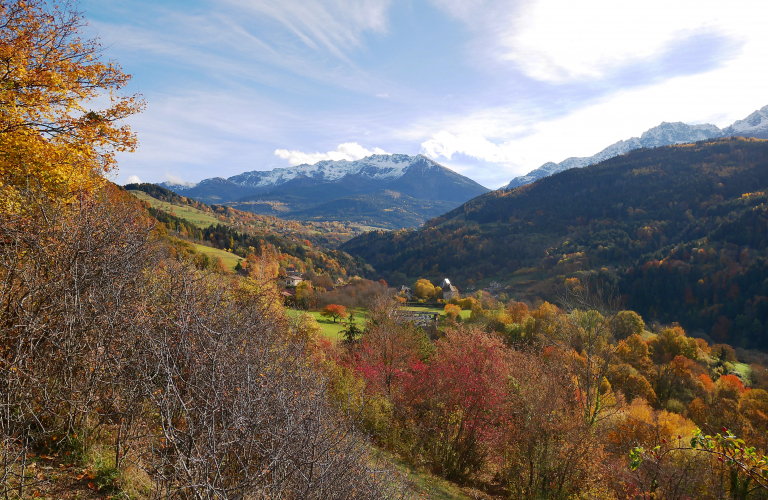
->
[0,185,414,499]
[541,283,625,426]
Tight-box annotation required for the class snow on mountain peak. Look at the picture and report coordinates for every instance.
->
[228,153,429,188]
[506,104,768,190]
[724,105,768,135]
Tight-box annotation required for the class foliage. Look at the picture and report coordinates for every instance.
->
[414,278,437,299]
[0,0,142,209]
[322,304,349,323]
[630,427,768,499]
[443,303,461,320]
[341,313,363,343]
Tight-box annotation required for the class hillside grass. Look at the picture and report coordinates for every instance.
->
[130,190,224,227]
[404,305,472,320]
[733,362,752,383]
[287,309,368,341]
[370,448,477,500]
[192,243,242,270]
[309,309,367,340]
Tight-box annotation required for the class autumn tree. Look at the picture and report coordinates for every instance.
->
[400,326,511,481]
[614,310,645,340]
[321,304,348,323]
[354,297,425,397]
[0,0,143,209]
[506,300,530,324]
[444,303,461,320]
[414,278,436,300]
[543,286,624,426]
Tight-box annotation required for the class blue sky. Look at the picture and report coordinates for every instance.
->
[82,0,768,189]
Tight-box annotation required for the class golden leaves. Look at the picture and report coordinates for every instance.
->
[0,0,144,209]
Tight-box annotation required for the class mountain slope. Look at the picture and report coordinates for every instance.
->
[342,138,768,349]
[506,105,768,189]
[287,190,457,229]
[160,154,489,228]
[125,182,373,277]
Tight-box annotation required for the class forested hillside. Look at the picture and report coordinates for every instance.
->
[343,138,768,348]
[127,183,374,279]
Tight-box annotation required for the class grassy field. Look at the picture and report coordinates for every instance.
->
[193,243,242,270]
[404,305,472,320]
[287,309,367,341]
[130,190,224,227]
[309,309,367,340]
[733,362,752,383]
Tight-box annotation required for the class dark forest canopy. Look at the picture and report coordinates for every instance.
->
[342,138,768,349]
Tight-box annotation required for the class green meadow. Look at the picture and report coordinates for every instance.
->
[130,190,224,227]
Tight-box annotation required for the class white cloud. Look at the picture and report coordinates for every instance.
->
[422,131,517,164]
[164,173,196,187]
[414,0,768,189]
[432,0,766,83]
[125,175,142,184]
[275,142,388,166]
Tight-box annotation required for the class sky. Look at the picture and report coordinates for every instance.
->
[81,0,768,189]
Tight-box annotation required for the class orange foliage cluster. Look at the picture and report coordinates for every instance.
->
[317,296,768,498]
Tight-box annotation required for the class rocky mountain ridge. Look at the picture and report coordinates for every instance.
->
[158,154,489,229]
[506,105,768,189]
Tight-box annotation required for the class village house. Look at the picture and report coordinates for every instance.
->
[440,278,459,301]
[282,275,303,288]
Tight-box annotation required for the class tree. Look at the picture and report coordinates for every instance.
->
[294,280,315,309]
[353,296,425,396]
[400,326,512,481]
[614,310,645,340]
[444,303,462,320]
[321,304,348,323]
[341,313,363,343]
[414,278,436,300]
[0,0,143,208]
[542,286,623,427]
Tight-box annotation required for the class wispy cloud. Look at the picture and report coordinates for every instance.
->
[275,143,388,166]
[222,0,392,61]
[90,3,400,97]
[430,0,754,83]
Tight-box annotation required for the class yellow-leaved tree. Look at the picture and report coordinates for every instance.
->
[0,0,143,210]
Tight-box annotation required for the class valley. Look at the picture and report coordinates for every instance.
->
[342,137,768,349]
[6,2,768,498]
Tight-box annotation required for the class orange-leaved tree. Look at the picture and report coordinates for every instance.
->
[0,0,143,209]
[444,303,461,320]
[321,304,348,323]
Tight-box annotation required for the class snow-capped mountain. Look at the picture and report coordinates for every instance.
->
[506,105,768,189]
[158,154,489,227]
[229,154,418,188]
[162,154,455,195]
[723,105,768,139]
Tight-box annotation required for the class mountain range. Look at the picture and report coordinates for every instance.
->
[160,154,489,229]
[506,104,768,189]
